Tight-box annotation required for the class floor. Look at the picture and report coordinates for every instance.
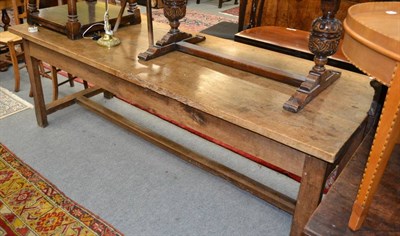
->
[186,0,239,20]
[137,0,240,21]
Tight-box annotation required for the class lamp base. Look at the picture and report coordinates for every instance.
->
[97,34,121,48]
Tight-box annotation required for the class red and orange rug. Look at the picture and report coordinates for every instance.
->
[151,8,238,32]
[0,143,122,236]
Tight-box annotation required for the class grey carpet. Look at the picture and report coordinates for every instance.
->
[0,65,298,235]
[200,21,238,40]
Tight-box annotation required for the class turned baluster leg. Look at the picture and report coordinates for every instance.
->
[309,0,342,77]
[128,0,138,12]
[127,0,141,25]
[155,0,192,46]
[66,0,81,39]
[283,0,342,113]
[27,0,39,25]
[138,0,205,60]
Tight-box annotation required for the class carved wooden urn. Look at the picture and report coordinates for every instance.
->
[308,0,343,73]
[163,0,187,34]
[156,0,191,46]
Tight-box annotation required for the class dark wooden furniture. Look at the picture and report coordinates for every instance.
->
[238,0,372,32]
[10,21,374,236]
[304,131,400,235]
[27,0,141,39]
[235,0,369,73]
[340,2,400,230]
[39,0,68,8]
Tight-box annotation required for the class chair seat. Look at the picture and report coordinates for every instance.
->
[0,31,23,43]
[235,26,359,72]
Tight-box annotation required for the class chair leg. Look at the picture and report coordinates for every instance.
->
[67,73,75,87]
[38,61,46,75]
[218,0,222,8]
[7,41,21,92]
[196,0,200,4]
[83,80,89,89]
[50,66,58,101]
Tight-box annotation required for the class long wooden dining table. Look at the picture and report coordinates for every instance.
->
[9,20,375,235]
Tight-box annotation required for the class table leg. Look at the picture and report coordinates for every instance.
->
[290,155,328,236]
[283,0,342,113]
[66,0,81,40]
[7,40,21,92]
[23,40,48,127]
[349,67,400,230]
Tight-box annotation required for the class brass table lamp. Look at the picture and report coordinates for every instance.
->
[97,0,121,48]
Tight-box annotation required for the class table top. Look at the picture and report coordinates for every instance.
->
[9,21,374,163]
[34,1,132,27]
[343,2,400,85]
[346,2,400,55]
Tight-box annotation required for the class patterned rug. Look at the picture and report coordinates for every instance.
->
[0,87,33,120]
[151,8,237,32]
[0,143,122,235]
[220,6,239,17]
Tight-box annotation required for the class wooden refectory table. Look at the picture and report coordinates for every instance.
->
[10,21,374,235]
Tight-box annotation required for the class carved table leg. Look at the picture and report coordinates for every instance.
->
[155,0,191,46]
[27,0,39,25]
[66,0,81,40]
[138,0,205,61]
[127,0,141,24]
[283,0,342,113]
[128,0,137,12]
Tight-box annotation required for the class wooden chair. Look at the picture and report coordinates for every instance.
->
[0,31,24,91]
[0,0,27,92]
[0,0,77,100]
[36,63,76,101]
[234,0,373,72]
